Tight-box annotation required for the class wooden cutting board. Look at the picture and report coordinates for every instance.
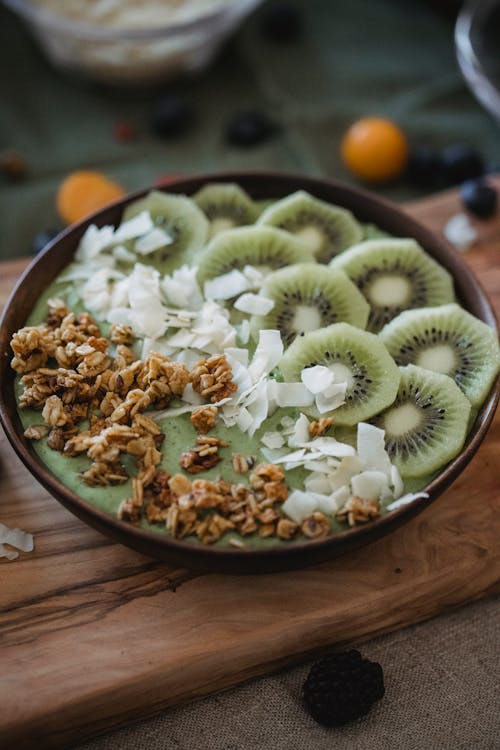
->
[1,182,499,750]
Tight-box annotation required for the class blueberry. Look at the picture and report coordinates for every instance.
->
[151,95,194,138]
[31,229,59,255]
[460,179,497,218]
[261,2,302,42]
[407,146,443,187]
[225,111,275,147]
[440,143,484,185]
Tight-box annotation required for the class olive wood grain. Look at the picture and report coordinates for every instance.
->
[0,181,499,749]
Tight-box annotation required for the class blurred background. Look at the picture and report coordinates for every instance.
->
[0,0,499,259]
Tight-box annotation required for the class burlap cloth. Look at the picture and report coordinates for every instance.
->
[74,596,499,750]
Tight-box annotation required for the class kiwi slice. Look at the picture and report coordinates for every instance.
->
[362,223,391,240]
[250,263,370,347]
[196,226,315,284]
[193,183,258,238]
[372,364,471,477]
[122,190,209,271]
[379,303,500,407]
[256,190,363,263]
[279,322,401,426]
[330,238,455,332]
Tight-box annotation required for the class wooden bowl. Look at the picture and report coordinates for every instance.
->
[1,172,498,573]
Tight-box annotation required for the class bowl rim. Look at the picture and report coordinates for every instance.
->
[1,170,499,572]
[2,0,263,40]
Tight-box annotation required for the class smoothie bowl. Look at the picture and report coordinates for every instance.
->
[1,172,499,573]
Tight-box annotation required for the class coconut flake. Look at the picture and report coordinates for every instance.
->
[390,465,404,498]
[242,264,266,289]
[300,437,356,457]
[135,227,173,255]
[248,330,283,380]
[234,293,274,315]
[161,265,204,310]
[288,413,311,447]
[351,470,391,501]
[261,431,285,449]
[267,381,314,408]
[386,492,429,511]
[315,383,347,413]
[237,319,251,345]
[0,521,34,560]
[75,224,116,262]
[204,270,249,300]
[357,423,392,476]
[300,365,334,394]
[444,213,477,251]
[114,211,154,243]
[128,264,167,339]
[282,490,319,523]
[112,244,137,263]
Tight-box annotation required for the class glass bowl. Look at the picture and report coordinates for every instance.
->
[1,0,264,84]
[455,0,500,123]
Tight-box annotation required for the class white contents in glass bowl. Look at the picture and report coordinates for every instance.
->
[33,0,234,30]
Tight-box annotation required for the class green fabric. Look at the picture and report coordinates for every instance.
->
[0,0,498,259]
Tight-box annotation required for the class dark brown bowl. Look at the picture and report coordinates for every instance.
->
[1,172,499,573]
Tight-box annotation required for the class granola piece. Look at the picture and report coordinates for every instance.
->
[276,517,299,540]
[191,354,237,403]
[195,513,234,544]
[249,463,288,503]
[168,473,192,495]
[165,504,198,539]
[336,496,381,527]
[82,461,128,486]
[42,395,71,427]
[11,326,55,373]
[117,497,142,524]
[179,450,221,474]
[190,479,227,509]
[110,323,135,346]
[107,361,142,395]
[258,523,276,538]
[308,417,334,438]
[301,512,331,539]
[46,298,70,327]
[137,353,190,399]
[114,345,136,368]
[100,391,123,417]
[23,424,50,440]
[190,405,218,434]
[47,425,78,452]
[231,453,254,475]
[76,342,110,378]
[109,388,151,422]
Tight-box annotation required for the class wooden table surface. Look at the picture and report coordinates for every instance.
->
[1,183,499,750]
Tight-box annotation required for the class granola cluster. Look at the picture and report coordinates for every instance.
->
[336,496,381,526]
[132,463,321,545]
[13,301,194,494]
[11,299,359,546]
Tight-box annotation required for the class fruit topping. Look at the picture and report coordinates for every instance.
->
[225,111,276,147]
[56,170,125,225]
[341,117,409,183]
[460,179,497,218]
[30,229,59,255]
[303,650,385,726]
[440,143,484,185]
[151,95,195,138]
[261,2,302,42]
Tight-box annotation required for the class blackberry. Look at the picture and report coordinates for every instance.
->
[261,2,302,42]
[31,229,59,255]
[440,143,484,185]
[303,650,384,726]
[225,111,275,147]
[406,145,443,188]
[460,179,497,218]
[152,95,194,138]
